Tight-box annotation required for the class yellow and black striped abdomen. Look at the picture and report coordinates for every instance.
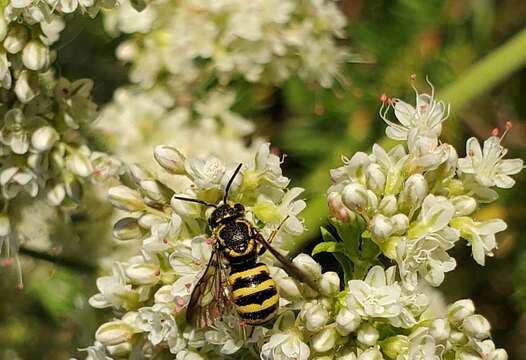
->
[228,263,279,325]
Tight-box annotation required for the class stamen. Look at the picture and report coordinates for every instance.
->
[2,258,12,267]
[15,256,23,290]
[410,73,417,81]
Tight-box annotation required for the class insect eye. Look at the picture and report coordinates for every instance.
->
[234,203,245,213]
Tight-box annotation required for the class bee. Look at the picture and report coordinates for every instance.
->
[172,164,318,329]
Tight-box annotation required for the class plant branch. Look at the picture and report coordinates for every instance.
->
[19,245,97,273]
[292,26,526,256]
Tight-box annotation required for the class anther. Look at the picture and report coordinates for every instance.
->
[2,258,13,267]
[506,121,513,130]
[410,73,417,81]
[491,128,500,137]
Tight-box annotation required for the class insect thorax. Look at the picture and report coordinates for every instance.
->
[215,219,257,266]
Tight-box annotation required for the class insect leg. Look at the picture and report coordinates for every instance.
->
[258,215,290,256]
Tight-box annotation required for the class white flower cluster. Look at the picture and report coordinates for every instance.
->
[0,0,121,285]
[0,0,117,88]
[87,143,314,358]
[328,86,523,291]
[104,0,348,90]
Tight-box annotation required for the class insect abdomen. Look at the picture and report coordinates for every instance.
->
[228,263,279,324]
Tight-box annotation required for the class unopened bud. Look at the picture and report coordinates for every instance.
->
[391,214,409,235]
[128,163,152,185]
[138,214,164,229]
[370,214,393,242]
[303,303,329,332]
[357,347,383,360]
[457,349,483,360]
[357,323,379,346]
[125,263,160,286]
[399,174,428,211]
[4,24,29,54]
[154,145,186,174]
[31,126,59,152]
[140,179,172,203]
[429,318,450,341]
[108,186,145,212]
[319,271,340,296]
[47,183,66,205]
[15,70,38,103]
[452,196,477,216]
[22,39,49,71]
[380,335,408,359]
[449,330,468,345]
[335,308,361,335]
[342,183,368,211]
[113,217,143,241]
[95,321,135,346]
[293,254,321,281]
[365,163,386,194]
[462,314,491,339]
[448,299,475,326]
[275,277,302,300]
[311,327,339,353]
[489,349,508,360]
[106,341,132,357]
[67,151,93,177]
[378,194,397,216]
[0,18,7,41]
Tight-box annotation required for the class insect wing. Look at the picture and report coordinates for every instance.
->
[255,234,320,292]
[186,247,233,328]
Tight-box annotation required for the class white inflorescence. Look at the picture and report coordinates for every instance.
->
[0,0,122,286]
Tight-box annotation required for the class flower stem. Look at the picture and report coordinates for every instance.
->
[292,26,526,256]
[18,245,97,273]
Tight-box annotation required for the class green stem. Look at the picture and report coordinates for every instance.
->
[292,26,526,255]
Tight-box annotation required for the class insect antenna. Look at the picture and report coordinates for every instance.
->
[172,196,217,208]
[223,163,242,203]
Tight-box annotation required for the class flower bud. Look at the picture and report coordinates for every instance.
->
[391,214,409,235]
[311,327,339,353]
[451,195,477,216]
[357,323,379,346]
[448,299,475,326]
[47,183,65,205]
[380,335,408,359]
[399,174,428,211]
[449,330,468,345]
[335,308,361,335]
[67,151,93,177]
[293,254,321,281]
[342,183,368,211]
[370,214,393,242]
[303,302,329,332]
[171,194,201,217]
[319,271,340,296]
[457,349,483,360]
[275,277,302,300]
[138,214,164,229]
[22,39,49,71]
[357,347,383,360]
[95,321,135,346]
[125,263,160,286]
[154,145,186,174]
[107,342,132,357]
[140,179,172,203]
[365,163,386,194]
[0,213,11,236]
[328,192,350,223]
[429,318,450,341]
[4,24,29,54]
[154,285,175,303]
[15,70,38,103]
[489,349,508,360]
[378,194,397,216]
[462,314,491,339]
[31,126,59,152]
[113,217,143,241]
[108,185,145,212]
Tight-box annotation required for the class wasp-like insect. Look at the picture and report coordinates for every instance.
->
[172,164,318,329]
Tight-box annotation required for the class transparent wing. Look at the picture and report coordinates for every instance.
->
[186,246,234,329]
[255,233,320,292]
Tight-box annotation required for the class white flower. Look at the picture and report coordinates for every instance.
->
[382,91,449,143]
[0,167,38,199]
[88,263,140,310]
[260,331,310,360]
[135,304,186,353]
[348,265,402,320]
[458,136,523,189]
[450,217,507,265]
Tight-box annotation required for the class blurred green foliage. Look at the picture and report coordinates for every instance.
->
[0,1,525,359]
